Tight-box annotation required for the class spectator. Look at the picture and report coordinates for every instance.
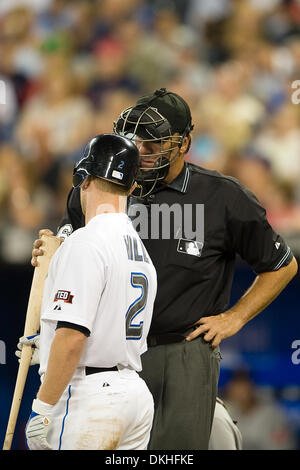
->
[0,7,44,80]
[223,370,298,450]
[0,76,18,142]
[0,0,299,450]
[234,150,300,235]
[92,89,138,136]
[190,59,265,163]
[0,144,54,263]
[87,37,139,106]
[15,58,94,165]
[252,103,300,187]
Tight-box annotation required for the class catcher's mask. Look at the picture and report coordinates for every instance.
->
[114,88,194,197]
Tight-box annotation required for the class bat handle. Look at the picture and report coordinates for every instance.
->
[2,345,33,450]
[3,234,60,450]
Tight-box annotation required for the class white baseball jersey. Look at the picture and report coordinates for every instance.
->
[39,212,157,377]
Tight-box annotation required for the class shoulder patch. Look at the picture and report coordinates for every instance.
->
[54,290,74,304]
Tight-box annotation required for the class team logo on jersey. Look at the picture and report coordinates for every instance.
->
[54,290,74,304]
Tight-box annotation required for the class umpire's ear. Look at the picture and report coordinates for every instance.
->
[176,133,191,154]
[182,135,191,154]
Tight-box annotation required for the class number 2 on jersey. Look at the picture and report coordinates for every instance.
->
[126,273,148,340]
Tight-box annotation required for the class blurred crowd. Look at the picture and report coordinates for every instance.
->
[0,0,300,264]
[221,369,299,450]
[0,0,299,450]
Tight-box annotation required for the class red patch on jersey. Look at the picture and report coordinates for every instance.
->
[54,290,74,304]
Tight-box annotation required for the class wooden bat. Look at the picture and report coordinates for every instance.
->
[2,234,61,450]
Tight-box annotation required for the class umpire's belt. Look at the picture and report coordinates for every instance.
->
[147,326,198,347]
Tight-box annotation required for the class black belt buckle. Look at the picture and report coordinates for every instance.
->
[85,366,118,375]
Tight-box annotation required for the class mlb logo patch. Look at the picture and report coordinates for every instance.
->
[177,239,203,257]
[112,170,123,180]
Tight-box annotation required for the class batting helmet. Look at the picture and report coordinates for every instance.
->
[72,134,139,190]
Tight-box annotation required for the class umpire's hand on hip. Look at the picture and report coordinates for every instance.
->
[26,398,53,450]
[186,311,244,348]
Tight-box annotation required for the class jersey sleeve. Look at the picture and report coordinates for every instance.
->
[226,184,293,274]
[56,188,84,239]
[41,239,106,332]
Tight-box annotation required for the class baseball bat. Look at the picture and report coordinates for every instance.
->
[2,234,61,450]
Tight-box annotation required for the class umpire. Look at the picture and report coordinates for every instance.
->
[33,88,298,450]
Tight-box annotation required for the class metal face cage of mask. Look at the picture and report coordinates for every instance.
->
[113,105,186,197]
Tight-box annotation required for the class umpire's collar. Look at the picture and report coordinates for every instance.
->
[148,161,191,196]
[131,162,191,203]
[164,161,191,193]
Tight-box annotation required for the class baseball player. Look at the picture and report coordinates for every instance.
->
[31,89,298,450]
[25,134,157,450]
[18,335,243,450]
[17,336,243,450]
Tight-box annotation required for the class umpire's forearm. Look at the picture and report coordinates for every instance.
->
[229,256,298,326]
[37,328,86,405]
[187,257,298,347]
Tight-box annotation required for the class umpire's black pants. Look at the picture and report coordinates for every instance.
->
[139,335,221,450]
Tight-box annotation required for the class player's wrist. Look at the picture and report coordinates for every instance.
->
[32,398,54,417]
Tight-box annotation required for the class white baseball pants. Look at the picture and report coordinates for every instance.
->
[46,367,154,450]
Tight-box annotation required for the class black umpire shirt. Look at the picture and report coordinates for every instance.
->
[57,162,293,335]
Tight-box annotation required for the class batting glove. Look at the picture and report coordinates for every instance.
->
[25,398,53,450]
[15,334,40,365]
